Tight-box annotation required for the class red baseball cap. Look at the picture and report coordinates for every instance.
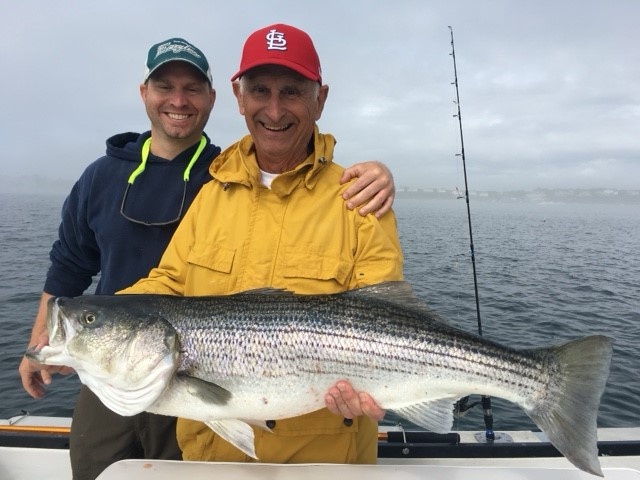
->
[231,24,322,83]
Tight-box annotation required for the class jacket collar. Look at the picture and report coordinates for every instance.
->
[210,126,336,197]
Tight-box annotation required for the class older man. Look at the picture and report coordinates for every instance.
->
[121,23,400,464]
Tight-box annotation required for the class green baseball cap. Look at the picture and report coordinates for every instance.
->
[144,38,212,84]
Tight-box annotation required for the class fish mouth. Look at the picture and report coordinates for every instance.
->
[25,297,74,363]
[47,297,72,347]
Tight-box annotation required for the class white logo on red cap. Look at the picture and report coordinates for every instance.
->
[265,29,287,51]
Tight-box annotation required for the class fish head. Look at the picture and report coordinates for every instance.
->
[26,295,180,415]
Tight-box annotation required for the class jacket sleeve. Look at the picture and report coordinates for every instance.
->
[118,189,202,296]
[44,171,101,297]
[351,209,404,289]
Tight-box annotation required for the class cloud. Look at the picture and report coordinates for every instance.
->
[2,0,639,192]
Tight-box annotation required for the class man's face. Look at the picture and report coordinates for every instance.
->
[140,62,215,148]
[233,66,328,173]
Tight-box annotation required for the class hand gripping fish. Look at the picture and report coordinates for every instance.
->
[26,282,612,476]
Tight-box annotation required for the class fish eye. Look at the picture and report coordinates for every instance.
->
[84,312,97,325]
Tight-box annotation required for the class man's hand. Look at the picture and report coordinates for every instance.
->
[341,161,395,218]
[19,334,73,399]
[325,380,385,421]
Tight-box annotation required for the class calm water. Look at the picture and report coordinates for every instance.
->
[1,193,638,431]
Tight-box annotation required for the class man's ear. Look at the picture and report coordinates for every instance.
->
[139,82,148,103]
[209,87,216,110]
[315,84,329,121]
[232,81,245,115]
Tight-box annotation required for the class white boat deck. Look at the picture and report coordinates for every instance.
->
[1,418,639,480]
[1,449,638,480]
[97,460,640,480]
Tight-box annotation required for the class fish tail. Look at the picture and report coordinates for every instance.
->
[525,335,613,477]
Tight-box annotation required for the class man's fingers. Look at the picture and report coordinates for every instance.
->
[325,389,345,416]
[343,177,374,204]
[22,371,45,399]
[40,368,53,385]
[359,392,386,421]
[325,381,387,421]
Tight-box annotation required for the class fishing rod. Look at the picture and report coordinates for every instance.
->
[448,26,495,442]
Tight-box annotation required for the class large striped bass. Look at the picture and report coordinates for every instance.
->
[26,282,612,476]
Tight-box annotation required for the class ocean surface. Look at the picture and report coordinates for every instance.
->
[1,192,638,432]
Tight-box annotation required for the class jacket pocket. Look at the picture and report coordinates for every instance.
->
[187,243,235,273]
[282,246,352,286]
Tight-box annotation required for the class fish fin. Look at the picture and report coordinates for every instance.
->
[349,281,440,316]
[391,398,457,433]
[245,420,274,433]
[524,335,612,477]
[237,287,291,295]
[175,373,232,405]
[204,419,258,459]
[235,282,436,318]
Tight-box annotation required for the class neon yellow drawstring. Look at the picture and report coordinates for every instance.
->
[127,136,206,184]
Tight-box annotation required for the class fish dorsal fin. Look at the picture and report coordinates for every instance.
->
[236,287,290,296]
[204,419,258,459]
[349,281,435,314]
[391,397,458,434]
[234,282,434,316]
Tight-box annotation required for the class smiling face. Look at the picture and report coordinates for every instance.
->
[233,65,329,173]
[140,62,216,158]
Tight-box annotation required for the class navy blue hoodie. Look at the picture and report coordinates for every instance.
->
[44,131,221,296]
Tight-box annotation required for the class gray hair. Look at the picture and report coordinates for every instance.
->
[237,75,320,99]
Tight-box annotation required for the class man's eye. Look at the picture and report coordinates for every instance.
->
[251,86,268,95]
[283,88,301,97]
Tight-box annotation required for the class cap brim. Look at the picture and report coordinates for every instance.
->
[145,58,212,83]
[231,58,320,82]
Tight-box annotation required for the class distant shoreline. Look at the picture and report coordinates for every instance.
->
[396,188,640,204]
[1,178,638,205]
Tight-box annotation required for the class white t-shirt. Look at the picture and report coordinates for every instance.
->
[260,169,278,189]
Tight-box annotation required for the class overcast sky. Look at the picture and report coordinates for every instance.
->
[2,0,638,192]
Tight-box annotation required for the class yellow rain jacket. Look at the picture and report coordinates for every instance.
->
[121,128,403,463]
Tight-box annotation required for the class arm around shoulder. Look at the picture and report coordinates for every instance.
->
[341,161,395,218]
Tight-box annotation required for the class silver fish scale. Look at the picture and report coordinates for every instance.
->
[154,293,553,400]
[37,287,611,476]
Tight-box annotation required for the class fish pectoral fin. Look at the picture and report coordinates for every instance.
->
[181,374,259,460]
[175,373,232,406]
[391,397,458,433]
[204,419,258,459]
